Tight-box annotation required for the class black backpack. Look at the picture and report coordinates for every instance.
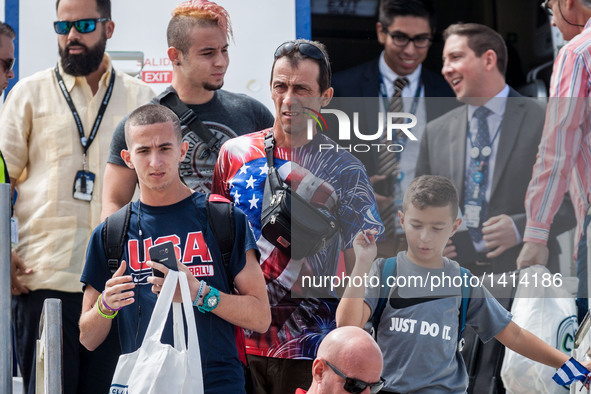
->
[102,193,234,276]
[101,193,256,393]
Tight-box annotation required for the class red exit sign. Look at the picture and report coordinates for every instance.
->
[142,71,172,83]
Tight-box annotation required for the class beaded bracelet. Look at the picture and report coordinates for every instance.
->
[193,280,207,307]
[101,291,122,312]
[97,294,118,319]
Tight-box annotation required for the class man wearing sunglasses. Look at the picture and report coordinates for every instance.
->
[331,0,454,258]
[297,326,384,394]
[518,0,591,323]
[212,39,382,393]
[0,21,31,307]
[0,1,154,393]
[100,0,274,220]
[0,21,15,96]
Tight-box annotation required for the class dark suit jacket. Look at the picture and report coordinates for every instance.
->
[330,57,456,177]
[415,88,575,274]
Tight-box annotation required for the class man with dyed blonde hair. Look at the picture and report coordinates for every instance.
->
[101,0,274,219]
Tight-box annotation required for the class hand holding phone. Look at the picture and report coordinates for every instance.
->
[148,241,178,278]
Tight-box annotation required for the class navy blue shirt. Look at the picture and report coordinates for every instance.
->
[82,193,258,393]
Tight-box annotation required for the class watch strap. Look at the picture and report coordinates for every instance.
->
[197,286,220,313]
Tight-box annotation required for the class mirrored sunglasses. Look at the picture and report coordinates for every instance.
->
[53,18,110,35]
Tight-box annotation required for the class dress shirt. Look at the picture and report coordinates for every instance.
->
[378,51,427,194]
[464,85,520,251]
[0,55,154,292]
[524,18,591,248]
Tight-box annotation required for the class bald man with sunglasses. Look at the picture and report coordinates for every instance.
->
[0,1,154,393]
[298,326,384,394]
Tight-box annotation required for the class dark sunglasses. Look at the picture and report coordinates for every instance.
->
[325,360,386,394]
[53,18,110,35]
[541,0,553,16]
[0,58,14,73]
[382,29,433,48]
[274,40,330,70]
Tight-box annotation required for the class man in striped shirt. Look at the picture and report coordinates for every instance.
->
[517,0,591,323]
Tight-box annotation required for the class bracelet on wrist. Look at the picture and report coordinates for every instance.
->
[193,280,207,307]
[97,294,117,319]
[101,291,120,312]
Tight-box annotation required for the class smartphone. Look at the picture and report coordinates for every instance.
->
[148,241,178,278]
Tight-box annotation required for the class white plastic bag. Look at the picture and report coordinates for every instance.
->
[501,265,577,394]
[110,270,204,394]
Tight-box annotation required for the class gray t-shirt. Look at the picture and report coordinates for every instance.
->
[108,86,274,193]
[364,252,512,393]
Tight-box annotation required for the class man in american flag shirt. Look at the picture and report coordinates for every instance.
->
[212,39,383,394]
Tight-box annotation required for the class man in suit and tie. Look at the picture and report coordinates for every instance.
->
[415,23,574,275]
[331,0,454,256]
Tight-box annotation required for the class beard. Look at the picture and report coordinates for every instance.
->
[203,80,224,91]
[59,33,107,76]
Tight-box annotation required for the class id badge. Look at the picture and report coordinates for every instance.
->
[73,170,95,201]
[463,201,482,228]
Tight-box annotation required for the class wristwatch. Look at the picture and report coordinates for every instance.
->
[198,286,220,313]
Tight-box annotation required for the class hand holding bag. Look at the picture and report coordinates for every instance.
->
[109,270,204,394]
[501,265,577,394]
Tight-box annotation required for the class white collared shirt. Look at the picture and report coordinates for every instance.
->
[462,84,520,250]
[378,51,427,195]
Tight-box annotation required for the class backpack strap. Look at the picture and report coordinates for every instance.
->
[373,257,397,334]
[458,266,471,351]
[205,193,235,289]
[102,202,133,275]
[159,88,220,159]
[205,193,252,371]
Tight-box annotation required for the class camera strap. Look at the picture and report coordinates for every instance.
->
[263,131,287,192]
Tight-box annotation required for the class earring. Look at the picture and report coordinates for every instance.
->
[176,62,181,66]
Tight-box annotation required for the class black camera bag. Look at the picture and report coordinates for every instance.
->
[260,131,338,260]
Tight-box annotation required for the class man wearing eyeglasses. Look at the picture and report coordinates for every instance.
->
[212,39,382,394]
[100,0,274,220]
[416,23,574,277]
[297,326,384,394]
[0,1,154,393]
[331,0,454,258]
[517,0,591,323]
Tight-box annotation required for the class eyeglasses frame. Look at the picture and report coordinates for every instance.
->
[324,360,385,394]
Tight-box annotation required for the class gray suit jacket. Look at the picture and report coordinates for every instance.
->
[415,88,575,274]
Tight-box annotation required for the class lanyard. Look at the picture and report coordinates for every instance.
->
[54,65,116,161]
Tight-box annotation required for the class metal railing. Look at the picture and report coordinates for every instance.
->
[35,299,62,394]
[0,184,11,393]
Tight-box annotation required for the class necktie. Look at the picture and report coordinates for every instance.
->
[378,77,409,235]
[464,106,491,242]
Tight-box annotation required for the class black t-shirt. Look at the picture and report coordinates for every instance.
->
[108,86,274,192]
